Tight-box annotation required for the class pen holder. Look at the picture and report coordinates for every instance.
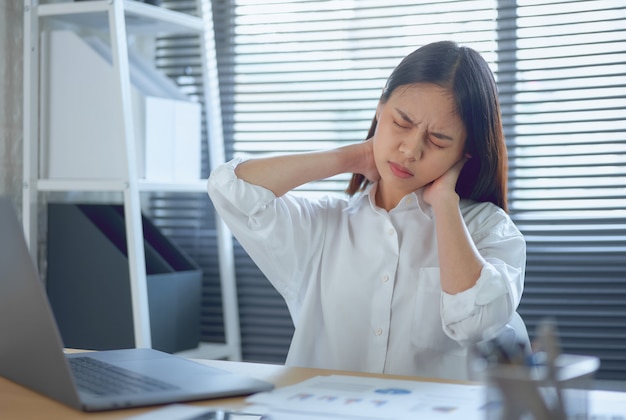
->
[484,353,600,420]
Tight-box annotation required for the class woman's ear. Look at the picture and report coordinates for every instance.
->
[463,143,473,159]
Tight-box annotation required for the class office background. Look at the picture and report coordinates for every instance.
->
[1,0,625,382]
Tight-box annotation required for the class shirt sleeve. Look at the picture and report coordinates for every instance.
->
[439,202,526,343]
[207,158,328,301]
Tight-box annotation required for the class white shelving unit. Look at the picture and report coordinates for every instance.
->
[22,0,241,361]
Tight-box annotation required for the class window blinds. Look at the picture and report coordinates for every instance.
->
[157,0,626,378]
[150,0,227,346]
[498,0,626,380]
[218,0,500,195]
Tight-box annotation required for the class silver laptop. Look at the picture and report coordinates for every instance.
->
[0,197,274,412]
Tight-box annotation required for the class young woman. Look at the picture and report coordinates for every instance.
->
[208,40,527,381]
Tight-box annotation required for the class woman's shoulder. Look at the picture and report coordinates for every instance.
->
[459,199,522,237]
[282,190,351,212]
[459,198,506,216]
[307,192,353,211]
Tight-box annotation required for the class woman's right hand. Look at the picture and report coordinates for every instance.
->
[354,138,380,182]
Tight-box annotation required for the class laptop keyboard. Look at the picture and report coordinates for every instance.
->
[68,356,179,396]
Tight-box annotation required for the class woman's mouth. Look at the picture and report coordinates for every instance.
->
[389,161,414,179]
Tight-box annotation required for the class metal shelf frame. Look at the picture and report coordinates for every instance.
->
[22,0,241,361]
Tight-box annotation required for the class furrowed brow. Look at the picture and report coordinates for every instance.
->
[394,108,415,125]
[395,108,454,141]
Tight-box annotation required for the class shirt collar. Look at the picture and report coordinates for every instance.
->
[346,183,434,219]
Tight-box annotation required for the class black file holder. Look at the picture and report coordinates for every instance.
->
[46,203,202,354]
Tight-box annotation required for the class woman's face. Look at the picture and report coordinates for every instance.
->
[372,83,467,210]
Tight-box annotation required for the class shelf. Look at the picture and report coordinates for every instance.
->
[37,179,127,192]
[24,0,241,361]
[37,179,208,193]
[38,0,203,35]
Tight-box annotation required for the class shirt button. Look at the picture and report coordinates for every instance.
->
[375,328,383,336]
[382,274,389,283]
[387,228,395,236]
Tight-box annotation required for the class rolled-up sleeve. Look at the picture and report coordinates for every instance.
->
[208,158,276,221]
[440,203,526,343]
[207,158,328,300]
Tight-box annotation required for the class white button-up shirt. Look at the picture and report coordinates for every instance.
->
[208,158,526,381]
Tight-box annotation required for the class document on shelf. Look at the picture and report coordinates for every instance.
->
[246,374,486,420]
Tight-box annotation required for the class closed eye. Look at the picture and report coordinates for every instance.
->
[429,138,445,149]
[428,131,452,148]
[393,120,410,129]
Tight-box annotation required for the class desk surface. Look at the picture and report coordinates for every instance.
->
[0,358,459,419]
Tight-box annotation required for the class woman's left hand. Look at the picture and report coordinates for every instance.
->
[423,156,469,209]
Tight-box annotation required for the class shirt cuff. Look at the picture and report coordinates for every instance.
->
[440,263,509,324]
[209,157,277,216]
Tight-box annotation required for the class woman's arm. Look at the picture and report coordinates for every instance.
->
[432,195,485,294]
[235,140,378,197]
[424,158,485,295]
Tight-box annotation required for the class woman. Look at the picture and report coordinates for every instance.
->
[208,40,526,381]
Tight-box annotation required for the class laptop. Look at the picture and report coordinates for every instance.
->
[0,197,274,412]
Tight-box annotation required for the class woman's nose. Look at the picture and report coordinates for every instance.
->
[399,132,423,160]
